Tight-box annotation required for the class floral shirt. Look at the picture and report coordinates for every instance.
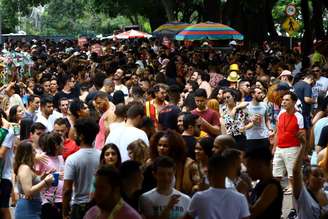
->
[221,104,250,136]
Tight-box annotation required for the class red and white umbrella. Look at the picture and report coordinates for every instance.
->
[115,30,152,39]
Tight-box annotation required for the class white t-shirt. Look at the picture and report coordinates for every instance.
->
[114,84,129,97]
[314,117,328,145]
[105,125,149,161]
[64,148,100,204]
[188,187,250,219]
[295,185,328,219]
[49,110,64,125]
[139,188,190,219]
[1,128,15,180]
[312,76,328,108]
[246,102,269,140]
[35,113,54,132]
[225,177,236,190]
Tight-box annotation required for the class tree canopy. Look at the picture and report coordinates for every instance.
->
[0,0,327,46]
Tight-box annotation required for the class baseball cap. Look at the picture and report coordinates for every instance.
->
[275,82,291,91]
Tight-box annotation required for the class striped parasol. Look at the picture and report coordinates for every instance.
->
[175,22,243,41]
[153,22,190,37]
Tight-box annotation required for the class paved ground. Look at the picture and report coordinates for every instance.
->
[282,194,293,218]
[281,177,293,219]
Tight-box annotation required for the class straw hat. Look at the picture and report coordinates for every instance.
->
[227,71,240,82]
[229,64,239,71]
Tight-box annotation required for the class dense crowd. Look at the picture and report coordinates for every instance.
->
[0,37,327,219]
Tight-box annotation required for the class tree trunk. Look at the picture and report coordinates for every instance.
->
[266,0,278,40]
[203,0,221,22]
[143,0,168,31]
[147,11,167,31]
[225,0,242,30]
[240,0,268,46]
[320,0,328,8]
[311,0,325,40]
[160,0,176,22]
[321,0,328,37]
[127,15,137,25]
[301,0,313,68]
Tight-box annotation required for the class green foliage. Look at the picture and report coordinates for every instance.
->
[272,0,303,37]
[0,0,48,33]
[0,0,326,40]
[25,0,134,36]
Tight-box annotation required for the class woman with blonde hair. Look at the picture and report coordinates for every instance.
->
[207,98,220,113]
[127,139,149,166]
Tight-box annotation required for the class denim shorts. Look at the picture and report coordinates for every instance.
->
[15,198,42,219]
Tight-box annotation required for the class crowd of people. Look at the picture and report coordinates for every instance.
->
[0,37,327,219]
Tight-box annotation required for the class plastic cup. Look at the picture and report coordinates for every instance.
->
[13,123,20,136]
[52,172,59,186]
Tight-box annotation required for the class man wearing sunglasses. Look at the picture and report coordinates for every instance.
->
[239,80,252,102]
[311,65,328,110]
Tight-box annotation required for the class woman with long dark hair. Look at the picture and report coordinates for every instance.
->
[219,88,253,151]
[99,143,122,169]
[8,105,25,138]
[194,137,214,190]
[89,143,122,203]
[14,140,54,219]
[148,129,200,195]
[8,105,24,124]
[38,133,65,219]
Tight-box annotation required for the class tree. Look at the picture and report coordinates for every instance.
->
[203,0,221,22]
[311,0,325,39]
[0,0,48,33]
[226,0,277,45]
[301,0,312,68]
[40,0,131,36]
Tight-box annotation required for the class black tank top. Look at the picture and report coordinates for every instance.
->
[249,178,283,219]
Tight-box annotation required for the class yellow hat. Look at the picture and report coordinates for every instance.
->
[227,71,240,82]
[229,64,239,71]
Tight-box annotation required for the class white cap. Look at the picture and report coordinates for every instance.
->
[229,40,237,46]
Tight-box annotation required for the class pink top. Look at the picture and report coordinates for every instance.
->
[95,113,107,150]
[95,104,116,150]
[84,202,142,219]
[38,155,65,204]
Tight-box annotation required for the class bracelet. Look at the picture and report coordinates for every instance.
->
[44,180,49,187]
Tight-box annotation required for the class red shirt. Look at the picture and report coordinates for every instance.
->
[62,139,80,160]
[191,108,221,126]
[276,110,304,148]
